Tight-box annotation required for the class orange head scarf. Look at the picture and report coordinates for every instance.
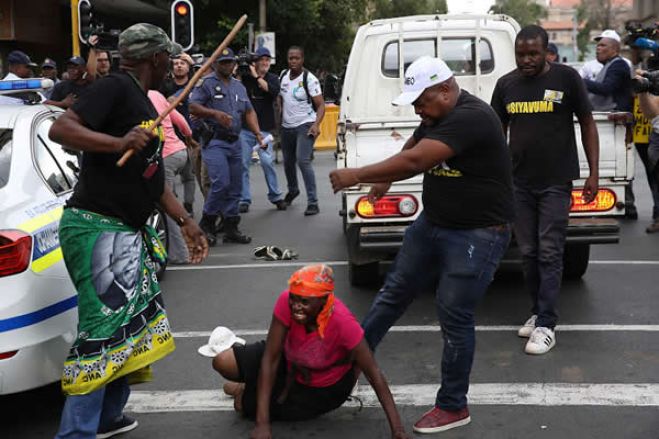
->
[288,264,335,338]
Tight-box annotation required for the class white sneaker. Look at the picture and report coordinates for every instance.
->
[525,327,556,355]
[517,315,537,338]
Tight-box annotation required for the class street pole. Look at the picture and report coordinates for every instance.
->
[259,0,266,32]
[248,22,254,52]
[71,0,81,56]
[572,8,578,62]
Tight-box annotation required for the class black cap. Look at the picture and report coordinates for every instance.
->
[547,43,559,55]
[66,56,86,66]
[7,50,37,67]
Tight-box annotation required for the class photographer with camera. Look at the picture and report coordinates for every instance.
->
[236,47,287,213]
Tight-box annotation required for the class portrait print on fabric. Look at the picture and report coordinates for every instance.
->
[92,231,142,310]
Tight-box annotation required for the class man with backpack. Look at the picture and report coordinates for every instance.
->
[278,46,325,216]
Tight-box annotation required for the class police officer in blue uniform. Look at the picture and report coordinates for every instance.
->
[189,48,265,245]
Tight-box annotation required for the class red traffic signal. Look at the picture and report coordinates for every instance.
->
[175,3,189,15]
[171,0,194,51]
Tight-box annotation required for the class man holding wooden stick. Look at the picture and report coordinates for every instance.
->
[49,23,208,439]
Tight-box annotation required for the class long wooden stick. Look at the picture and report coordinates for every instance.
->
[116,14,248,167]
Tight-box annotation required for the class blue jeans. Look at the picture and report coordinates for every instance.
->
[362,213,511,411]
[55,377,130,439]
[513,182,572,329]
[280,123,318,205]
[202,139,243,219]
[239,129,283,205]
[626,142,659,219]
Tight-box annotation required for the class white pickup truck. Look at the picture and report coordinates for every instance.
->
[336,14,634,285]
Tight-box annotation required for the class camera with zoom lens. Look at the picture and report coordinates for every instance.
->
[90,24,120,51]
[237,48,258,77]
[633,70,659,95]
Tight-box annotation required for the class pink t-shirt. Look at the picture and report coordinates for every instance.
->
[147,90,192,158]
[273,290,364,388]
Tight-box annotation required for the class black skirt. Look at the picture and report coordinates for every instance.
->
[233,341,356,421]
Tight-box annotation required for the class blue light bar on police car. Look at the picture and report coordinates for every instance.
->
[0,78,54,91]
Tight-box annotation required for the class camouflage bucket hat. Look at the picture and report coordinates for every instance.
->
[119,23,183,59]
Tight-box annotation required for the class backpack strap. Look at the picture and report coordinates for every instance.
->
[302,69,317,112]
[279,69,288,82]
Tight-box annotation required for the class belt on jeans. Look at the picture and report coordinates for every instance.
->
[213,132,239,143]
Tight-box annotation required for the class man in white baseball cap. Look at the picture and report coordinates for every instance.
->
[585,28,633,112]
[330,55,514,434]
[392,56,454,106]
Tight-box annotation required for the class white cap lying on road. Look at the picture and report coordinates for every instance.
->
[392,56,454,106]
[594,29,621,42]
[197,326,246,357]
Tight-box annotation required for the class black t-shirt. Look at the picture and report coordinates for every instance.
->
[160,77,190,123]
[241,72,280,132]
[491,63,592,186]
[50,80,88,102]
[66,72,165,228]
[414,90,514,228]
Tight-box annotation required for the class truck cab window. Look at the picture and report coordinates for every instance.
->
[383,38,494,78]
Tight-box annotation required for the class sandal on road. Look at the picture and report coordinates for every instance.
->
[253,246,298,261]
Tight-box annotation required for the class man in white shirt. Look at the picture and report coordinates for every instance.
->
[3,50,36,80]
[278,46,325,216]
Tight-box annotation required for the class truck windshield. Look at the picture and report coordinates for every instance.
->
[382,38,494,77]
[0,129,12,189]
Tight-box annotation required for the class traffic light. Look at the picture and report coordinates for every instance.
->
[78,0,93,44]
[171,0,194,51]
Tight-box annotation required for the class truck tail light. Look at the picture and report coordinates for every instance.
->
[570,188,616,212]
[356,195,419,218]
[0,230,32,277]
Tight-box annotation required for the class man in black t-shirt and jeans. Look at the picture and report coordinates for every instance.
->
[491,25,599,355]
[330,56,513,434]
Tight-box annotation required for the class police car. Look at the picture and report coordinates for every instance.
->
[0,79,168,394]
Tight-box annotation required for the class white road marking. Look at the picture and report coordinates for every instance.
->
[125,383,659,413]
[172,324,659,338]
[167,259,659,271]
[167,260,349,271]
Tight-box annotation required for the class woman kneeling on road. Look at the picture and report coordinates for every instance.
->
[210,264,409,439]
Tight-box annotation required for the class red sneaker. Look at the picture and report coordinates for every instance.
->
[413,406,471,434]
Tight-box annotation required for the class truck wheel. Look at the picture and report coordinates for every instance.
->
[563,244,590,279]
[349,262,380,287]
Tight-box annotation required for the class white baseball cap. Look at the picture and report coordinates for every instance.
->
[392,56,454,106]
[594,29,621,43]
[197,326,246,358]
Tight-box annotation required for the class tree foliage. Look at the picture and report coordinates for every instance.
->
[576,3,592,61]
[189,0,452,74]
[369,0,447,20]
[191,0,368,74]
[489,0,547,27]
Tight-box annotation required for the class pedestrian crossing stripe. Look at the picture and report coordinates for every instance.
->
[125,383,659,413]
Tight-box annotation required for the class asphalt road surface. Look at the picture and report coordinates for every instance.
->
[5,151,659,439]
